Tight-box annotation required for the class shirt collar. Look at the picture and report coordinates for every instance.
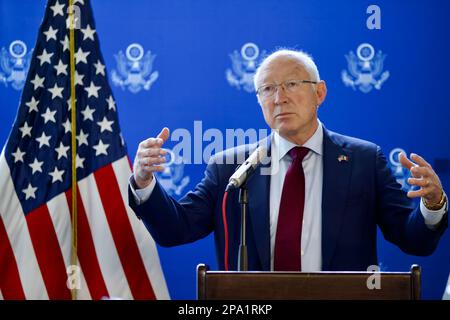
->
[272,120,324,162]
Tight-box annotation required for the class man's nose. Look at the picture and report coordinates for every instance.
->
[273,85,288,104]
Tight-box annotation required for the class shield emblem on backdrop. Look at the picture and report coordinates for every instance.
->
[111,43,159,94]
[226,42,266,93]
[341,43,390,93]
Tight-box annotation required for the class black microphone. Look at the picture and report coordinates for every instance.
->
[225,145,267,192]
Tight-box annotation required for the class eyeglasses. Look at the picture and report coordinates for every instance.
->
[256,79,318,99]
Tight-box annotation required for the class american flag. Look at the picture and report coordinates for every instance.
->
[0,0,169,299]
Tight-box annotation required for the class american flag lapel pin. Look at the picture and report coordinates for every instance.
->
[337,155,349,162]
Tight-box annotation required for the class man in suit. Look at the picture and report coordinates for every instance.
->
[128,49,448,271]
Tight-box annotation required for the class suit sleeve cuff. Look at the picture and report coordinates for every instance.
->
[129,175,156,205]
[420,192,448,229]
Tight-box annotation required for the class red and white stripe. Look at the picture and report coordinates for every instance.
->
[0,152,169,300]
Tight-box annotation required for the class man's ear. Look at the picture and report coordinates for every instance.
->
[257,95,263,107]
[316,80,327,105]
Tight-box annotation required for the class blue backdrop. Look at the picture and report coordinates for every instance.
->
[1,0,449,299]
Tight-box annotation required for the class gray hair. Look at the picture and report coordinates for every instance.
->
[253,49,321,90]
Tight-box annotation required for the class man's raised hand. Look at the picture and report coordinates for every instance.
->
[133,127,170,189]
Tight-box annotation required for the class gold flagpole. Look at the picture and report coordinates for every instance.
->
[68,0,78,301]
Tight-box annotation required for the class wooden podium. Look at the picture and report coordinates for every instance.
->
[197,264,421,300]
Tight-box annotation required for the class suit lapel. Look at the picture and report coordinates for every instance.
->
[246,137,271,271]
[321,127,353,269]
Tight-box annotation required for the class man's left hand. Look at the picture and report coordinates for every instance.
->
[399,152,443,206]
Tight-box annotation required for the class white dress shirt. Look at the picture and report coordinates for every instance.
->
[269,121,324,271]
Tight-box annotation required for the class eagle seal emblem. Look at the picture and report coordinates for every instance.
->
[0,40,32,90]
[155,149,190,198]
[226,42,266,93]
[111,43,159,94]
[341,43,389,93]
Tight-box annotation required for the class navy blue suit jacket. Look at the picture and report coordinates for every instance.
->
[129,126,447,271]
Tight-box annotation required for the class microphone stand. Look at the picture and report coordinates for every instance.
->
[238,182,248,271]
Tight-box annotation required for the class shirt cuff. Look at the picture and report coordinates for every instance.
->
[129,175,156,205]
[420,192,447,229]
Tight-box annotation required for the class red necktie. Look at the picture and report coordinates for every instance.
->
[274,146,309,271]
